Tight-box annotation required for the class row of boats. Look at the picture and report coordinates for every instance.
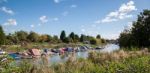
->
[1,45,104,60]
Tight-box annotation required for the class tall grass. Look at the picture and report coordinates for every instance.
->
[1,48,150,73]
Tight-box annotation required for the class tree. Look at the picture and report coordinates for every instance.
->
[69,32,75,40]
[101,38,106,43]
[6,33,16,44]
[119,9,150,48]
[52,35,60,43]
[39,35,49,42]
[90,38,97,45]
[60,30,66,42]
[131,10,150,47]
[15,31,28,42]
[119,31,133,47]
[96,35,101,39]
[46,35,53,42]
[69,32,75,43]
[27,31,39,42]
[63,37,72,43]
[0,26,5,46]
[80,34,86,42]
[74,34,80,43]
[8,33,19,44]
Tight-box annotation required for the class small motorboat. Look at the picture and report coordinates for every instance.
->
[0,50,6,55]
[95,47,103,50]
[9,53,21,60]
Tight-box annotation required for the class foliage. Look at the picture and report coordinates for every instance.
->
[0,26,105,45]
[27,31,39,42]
[119,9,150,48]
[15,31,28,42]
[0,56,33,73]
[80,34,86,42]
[0,26,6,46]
[131,10,150,47]
[90,38,97,45]
[101,38,106,43]
[1,49,150,73]
[96,34,101,39]
[60,30,66,42]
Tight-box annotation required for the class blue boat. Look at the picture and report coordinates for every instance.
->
[9,53,21,60]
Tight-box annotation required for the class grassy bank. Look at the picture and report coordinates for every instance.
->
[1,43,105,52]
[1,48,150,73]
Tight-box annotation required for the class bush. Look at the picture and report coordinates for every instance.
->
[90,38,97,45]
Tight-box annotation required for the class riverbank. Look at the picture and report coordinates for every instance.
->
[1,43,105,53]
[1,48,150,73]
[1,44,117,63]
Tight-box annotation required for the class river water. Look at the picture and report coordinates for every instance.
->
[16,44,119,65]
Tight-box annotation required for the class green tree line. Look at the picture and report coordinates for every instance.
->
[119,9,150,48]
[0,27,106,46]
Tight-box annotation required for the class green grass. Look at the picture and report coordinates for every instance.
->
[2,43,100,52]
[1,49,150,73]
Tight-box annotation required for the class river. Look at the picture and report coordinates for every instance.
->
[16,44,119,65]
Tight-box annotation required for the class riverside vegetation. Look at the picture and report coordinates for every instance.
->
[0,9,150,73]
[1,48,150,73]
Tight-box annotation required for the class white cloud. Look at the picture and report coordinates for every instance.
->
[81,29,85,32]
[95,1,137,23]
[38,23,41,26]
[53,0,67,4]
[80,24,99,36]
[103,33,119,39]
[119,1,137,13]
[71,4,77,8]
[30,24,35,28]
[107,11,119,17]
[0,6,14,15]
[62,11,69,16]
[101,17,118,23]
[53,17,59,21]
[39,15,48,23]
[86,31,99,36]
[0,0,7,3]
[3,19,17,26]
[54,0,60,3]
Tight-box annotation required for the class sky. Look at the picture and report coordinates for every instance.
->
[0,0,150,39]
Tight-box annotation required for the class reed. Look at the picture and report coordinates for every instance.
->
[1,48,150,73]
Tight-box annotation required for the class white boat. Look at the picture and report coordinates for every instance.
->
[0,50,6,55]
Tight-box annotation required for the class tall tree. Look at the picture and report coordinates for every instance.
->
[52,35,60,43]
[27,31,39,42]
[90,38,97,45]
[6,33,18,44]
[46,35,53,42]
[69,32,75,42]
[96,35,101,39]
[80,34,86,42]
[60,30,66,42]
[0,26,5,46]
[15,31,28,42]
[119,9,150,48]
[74,34,80,42]
[131,9,150,47]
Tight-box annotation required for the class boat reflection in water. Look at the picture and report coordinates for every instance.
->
[16,44,119,65]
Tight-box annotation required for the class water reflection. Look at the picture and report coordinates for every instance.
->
[100,44,119,53]
[48,44,119,64]
[17,44,119,64]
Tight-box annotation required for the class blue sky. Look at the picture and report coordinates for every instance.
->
[0,0,150,39]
